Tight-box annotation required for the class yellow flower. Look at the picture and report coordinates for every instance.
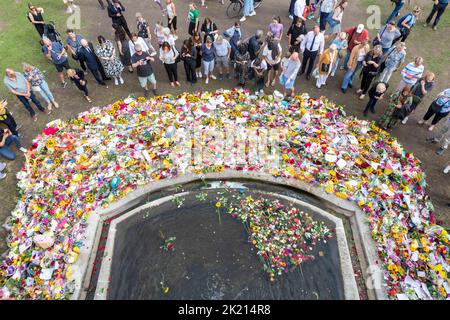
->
[215,202,221,208]
[45,138,56,149]
[85,193,95,203]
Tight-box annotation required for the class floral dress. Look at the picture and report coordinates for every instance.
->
[95,40,124,77]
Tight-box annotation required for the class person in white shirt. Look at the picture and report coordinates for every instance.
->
[262,39,283,87]
[129,33,157,57]
[293,0,307,24]
[279,51,301,98]
[300,25,325,79]
[251,57,267,94]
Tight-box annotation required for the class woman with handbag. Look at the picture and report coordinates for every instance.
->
[180,39,198,85]
[315,44,338,89]
[159,41,180,87]
[373,21,401,55]
[378,87,412,130]
[357,45,383,99]
[22,63,59,112]
[201,17,219,43]
[377,42,406,84]
[401,72,436,124]
[326,1,348,38]
[341,39,369,93]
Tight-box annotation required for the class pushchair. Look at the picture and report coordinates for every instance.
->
[43,21,63,45]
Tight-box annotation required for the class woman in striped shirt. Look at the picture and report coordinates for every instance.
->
[397,56,424,92]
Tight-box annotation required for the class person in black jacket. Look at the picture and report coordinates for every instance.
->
[107,0,132,39]
[180,39,197,85]
[67,69,92,102]
[77,39,110,85]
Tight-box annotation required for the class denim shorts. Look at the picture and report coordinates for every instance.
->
[280,75,295,89]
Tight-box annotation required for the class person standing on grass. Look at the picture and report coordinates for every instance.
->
[418,88,450,131]
[300,25,325,80]
[67,68,92,102]
[428,117,449,155]
[201,37,217,84]
[357,45,383,100]
[96,35,125,86]
[263,39,283,87]
[342,24,369,70]
[424,0,448,31]
[22,63,59,112]
[373,21,401,55]
[131,44,158,97]
[251,57,267,95]
[180,39,198,84]
[42,38,70,88]
[0,99,20,136]
[363,82,389,116]
[77,39,110,86]
[377,42,406,84]
[397,56,424,92]
[0,128,27,161]
[159,41,180,87]
[287,19,307,54]
[378,87,413,130]
[318,0,336,32]
[188,4,200,36]
[66,29,88,73]
[115,27,134,73]
[330,32,347,77]
[107,0,132,39]
[27,4,45,38]
[392,6,421,45]
[213,36,232,80]
[240,0,256,22]
[401,72,435,124]
[280,51,301,98]
[386,0,406,24]
[315,43,338,89]
[3,69,47,122]
[191,32,203,78]
[136,13,155,53]
[341,39,370,93]
[166,0,178,38]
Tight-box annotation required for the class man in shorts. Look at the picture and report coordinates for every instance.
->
[131,44,158,97]
[213,36,231,80]
[42,38,70,88]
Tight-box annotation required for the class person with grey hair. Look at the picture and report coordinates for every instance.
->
[213,35,231,80]
[357,44,383,99]
[377,42,406,84]
[22,63,59,112]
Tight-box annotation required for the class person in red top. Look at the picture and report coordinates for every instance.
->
[342,24,369,70]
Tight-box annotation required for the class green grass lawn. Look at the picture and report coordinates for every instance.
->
[0,0,84,97]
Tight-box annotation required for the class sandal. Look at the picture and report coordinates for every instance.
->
[33,115,38,122]
[86,96,92,103]
[271,80,276,87]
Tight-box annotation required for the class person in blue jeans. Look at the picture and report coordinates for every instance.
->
[341,39,369,93]
[0,128,27,161]
[3,69,47,122]
[386,0,405,23]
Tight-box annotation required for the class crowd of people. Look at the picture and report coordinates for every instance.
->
[0,0,449,183]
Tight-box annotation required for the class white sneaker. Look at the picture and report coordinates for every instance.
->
[198,72,202,78]
[288,15,294,20]
[119,77,124,85]
[19,147,28,153]
[240,16,246,22]
[0,172,5,180]
[210,74,217,80]
[401,116,409,124]
[444,165,450,174]
[249,11,256,16]
[114,78,119,86]
[0,163,6,171]
[205,78,209,84]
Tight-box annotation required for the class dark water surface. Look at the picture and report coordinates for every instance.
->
[108,189,344,300]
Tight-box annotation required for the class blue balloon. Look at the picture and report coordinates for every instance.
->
[110,177,121,190]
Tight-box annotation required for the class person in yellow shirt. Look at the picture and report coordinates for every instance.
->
[0,99,20,136]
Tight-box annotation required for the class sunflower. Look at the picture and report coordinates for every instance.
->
[85,193,95,203]
[45,138,56,149]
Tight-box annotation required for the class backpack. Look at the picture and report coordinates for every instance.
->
[397,13,414,28]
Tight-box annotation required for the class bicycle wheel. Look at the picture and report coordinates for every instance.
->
[227,1,243,19]
[254,0,262,9]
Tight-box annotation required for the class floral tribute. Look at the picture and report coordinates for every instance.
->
[0,88,448,300]
[227,195,332,280]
